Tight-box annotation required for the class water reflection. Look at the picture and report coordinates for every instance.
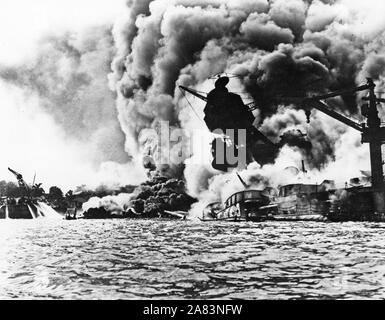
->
[0,219,385,299]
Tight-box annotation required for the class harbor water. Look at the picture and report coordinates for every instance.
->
[0,219,385,300]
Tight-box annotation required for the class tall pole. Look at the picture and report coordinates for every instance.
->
[367,79,385,213]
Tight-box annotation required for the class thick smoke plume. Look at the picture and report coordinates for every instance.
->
[83,175,196,217]
[1,26,127,166]
[108,0,385,214]
[2,0,384,213]
[0,25,146,190]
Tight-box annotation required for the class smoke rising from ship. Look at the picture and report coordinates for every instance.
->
[108,0,385,211]
[0,25,146,190]
[1,0,385,212]
[1,26,127,165]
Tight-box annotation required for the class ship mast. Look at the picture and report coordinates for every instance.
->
[295,78,385,214]
[180,79,385,214]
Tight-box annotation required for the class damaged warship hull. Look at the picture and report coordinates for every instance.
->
[184,75,385,223]
[201,182,383,223]
[0,201,49,220]
[0,204,33,219]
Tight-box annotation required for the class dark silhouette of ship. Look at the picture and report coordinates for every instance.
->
[0,168,61,220]
[180,77,385,221]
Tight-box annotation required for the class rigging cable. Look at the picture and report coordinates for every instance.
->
[179,87,208,127]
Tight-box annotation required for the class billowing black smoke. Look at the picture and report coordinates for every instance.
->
[109,0,385,209]
[83,174,197,218]
[110,0,384,166]
[129,175,197,217]
[2,0,385,212]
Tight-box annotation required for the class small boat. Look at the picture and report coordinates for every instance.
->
[65,215,77,221]
[64,208,77,220]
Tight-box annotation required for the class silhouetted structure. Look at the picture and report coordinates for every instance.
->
[180,78,279,171]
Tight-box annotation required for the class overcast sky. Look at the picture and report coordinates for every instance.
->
[0,0,125,65]
[0,0,383,63]
[0,0,127,190]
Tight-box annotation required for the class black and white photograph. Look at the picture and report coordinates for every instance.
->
[1,0,385,306]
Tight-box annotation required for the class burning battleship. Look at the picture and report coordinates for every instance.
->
[0,168,61,220]
[82,75,385,223]
[3,1,385,223]
[181,76,385,222]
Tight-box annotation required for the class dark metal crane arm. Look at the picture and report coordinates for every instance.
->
[304,99,363,132]
[309,83,372,101]
[8,167,30,194]
[8,167,22,179]
[179,86,208,102]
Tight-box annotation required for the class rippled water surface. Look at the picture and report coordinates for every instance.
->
[1,219,385,299]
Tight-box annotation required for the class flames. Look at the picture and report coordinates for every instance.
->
[3,0,385,215]
[107,0,385,212]
[83,175,196,217]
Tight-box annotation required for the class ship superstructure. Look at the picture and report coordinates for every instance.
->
[182,78,385,221]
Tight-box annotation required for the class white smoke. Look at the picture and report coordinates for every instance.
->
[82,193,134,213]
[2,0,384,208]
[109,0,385,212]
[0,25,147,191]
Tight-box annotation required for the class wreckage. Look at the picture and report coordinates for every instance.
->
[0,168,61,220]
[180,77,280,171]
[181,77,385,221]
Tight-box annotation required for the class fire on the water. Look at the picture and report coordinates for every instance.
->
[2,77,385,222]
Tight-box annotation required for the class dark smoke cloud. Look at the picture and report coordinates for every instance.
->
[240,13,295,50]
[2,0,378,200]
[269,0,307,39]
[109,0,385,205]
[243,42,332,118]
